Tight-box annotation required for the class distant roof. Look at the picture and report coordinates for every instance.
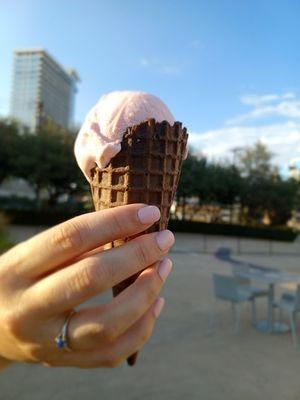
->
[14,48,80,83]
[66,68,81,82]
[14,48,45,54]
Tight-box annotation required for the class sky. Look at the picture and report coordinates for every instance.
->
[1,0,300,172]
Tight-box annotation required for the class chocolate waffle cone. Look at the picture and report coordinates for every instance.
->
[90,118,188,365]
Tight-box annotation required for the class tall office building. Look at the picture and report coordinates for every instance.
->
[10,49,80,132]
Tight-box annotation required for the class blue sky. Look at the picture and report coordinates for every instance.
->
[1,0,300,171]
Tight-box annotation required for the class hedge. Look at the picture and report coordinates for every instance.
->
[3,209,85,226]
[2,208,297,242]
[168,219,297,242]
[0,234,12,253]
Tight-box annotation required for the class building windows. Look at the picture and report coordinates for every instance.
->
[10,50,79,131]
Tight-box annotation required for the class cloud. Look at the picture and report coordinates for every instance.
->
[188,39,202,49]
[189,122,300,167]
[226,92,300,125]
[190,91,300,171]
[240,92,296,107]
[159,65,180,76]
[138,57,180,76]
[283,92,296,100]
[140,57,150,67]
[240,94,280,106]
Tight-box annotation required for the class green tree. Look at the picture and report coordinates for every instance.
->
[176,154,199,219]
[206,164,243,222]
[267,178,298,226]
[0,119,20,184]
[206,164,242,205]
[177,156,244,222]
[194,158,210,203]
[237,141,277,178]
[12,121,87,207]
[237,142,297,226]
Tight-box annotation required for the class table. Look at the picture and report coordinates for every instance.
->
[236,268,300,333]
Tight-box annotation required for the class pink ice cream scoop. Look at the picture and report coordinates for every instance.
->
[74,91,177,181]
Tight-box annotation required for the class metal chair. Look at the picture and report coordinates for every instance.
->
[277,285,300,347]
[232,264,270,295]
[212,273,255,333]
[232,264,270,324]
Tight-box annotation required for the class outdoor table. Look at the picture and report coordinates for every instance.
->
[236,268,300,333]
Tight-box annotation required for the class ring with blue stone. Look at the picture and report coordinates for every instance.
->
[55,311,76,351]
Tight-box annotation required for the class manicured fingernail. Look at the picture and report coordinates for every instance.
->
[153,298,165,318]
[156,230,175,251]
[138,206,161,224]
[158,258,172,281]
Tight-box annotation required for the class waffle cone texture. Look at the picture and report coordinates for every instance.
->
[90,118,188,365]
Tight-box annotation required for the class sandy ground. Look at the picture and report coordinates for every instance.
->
[1,227,300,400]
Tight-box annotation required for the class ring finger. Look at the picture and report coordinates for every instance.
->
[28,258,170,359]
[67,258,172,350]
[27,230,174,315]
[45,298,165,368]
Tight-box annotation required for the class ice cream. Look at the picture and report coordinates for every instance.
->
[74,91,176,181]
[74,90,189,366]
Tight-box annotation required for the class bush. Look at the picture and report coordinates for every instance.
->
[0,212,12,253]
[3,207,297,242]
[0,212,9,233]
[0,196,36,211]
[0,233,12,253]
[4,208,86,226]
[168,220,297,242]
[1,197,87,226]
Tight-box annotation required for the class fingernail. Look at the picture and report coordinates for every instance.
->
[156,230,175,251]
[138,206,161,224]
[153,297,165,318]
[158,258,172,281]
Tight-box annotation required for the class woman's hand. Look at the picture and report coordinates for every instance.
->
[0,204,174,369]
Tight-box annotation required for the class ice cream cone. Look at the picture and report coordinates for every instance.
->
[89,118,188,365]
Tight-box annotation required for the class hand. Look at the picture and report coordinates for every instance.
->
[0,204,174,369]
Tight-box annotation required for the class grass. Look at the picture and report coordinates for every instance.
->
[0,233,12,254]
[0,212,12,253]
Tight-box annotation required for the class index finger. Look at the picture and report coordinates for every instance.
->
[4,204,160,279]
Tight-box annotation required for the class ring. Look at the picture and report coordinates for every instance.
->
[55,311,76,351]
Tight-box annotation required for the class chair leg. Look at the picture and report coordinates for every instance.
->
[278,306,283,325]
[233,303,241,334]
[251,299,257,326]
[231,301,235,323]
[208,299,218,334]
[288,311,298,347]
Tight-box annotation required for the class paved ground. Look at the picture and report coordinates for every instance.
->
[1,227,300,400]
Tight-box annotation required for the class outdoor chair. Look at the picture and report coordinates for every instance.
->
[211,273,256,333]
[231,265,269,325]
[277,285,300,347]
[232,264,270,296]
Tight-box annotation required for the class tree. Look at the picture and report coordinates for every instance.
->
[176,154,199,219]
[237,141,277,178]
[0,119,20,184]
[206,164,242,205]
[267,178,298,226]
[207,164,243,222]
[237,142,277,224]
[12,121,87,207]
[194,158,210,203]
[236,142,298,226]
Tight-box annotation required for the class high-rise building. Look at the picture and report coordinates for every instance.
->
[10,49,80,132]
